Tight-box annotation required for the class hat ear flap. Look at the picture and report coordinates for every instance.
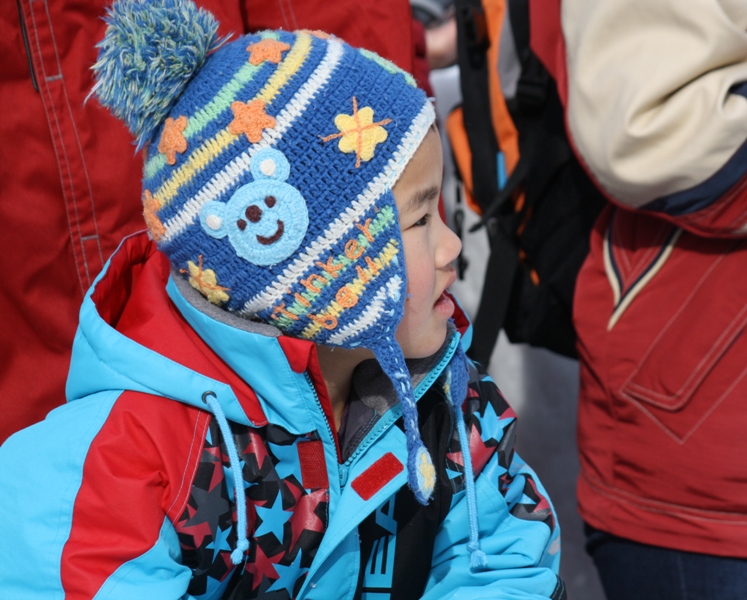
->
[200,201,229,239]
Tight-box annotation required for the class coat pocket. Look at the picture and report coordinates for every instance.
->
[618,238,747,442]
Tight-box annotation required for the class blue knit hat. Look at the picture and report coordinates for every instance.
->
[92,0,438,504]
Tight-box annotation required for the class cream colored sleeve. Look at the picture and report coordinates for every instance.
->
[562,0,747,207]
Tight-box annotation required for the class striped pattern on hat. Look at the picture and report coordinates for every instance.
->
[141,30,433,352]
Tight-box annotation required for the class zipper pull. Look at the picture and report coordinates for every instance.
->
[338,462,349,488]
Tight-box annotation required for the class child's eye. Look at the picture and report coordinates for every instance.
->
[412,213,431,227]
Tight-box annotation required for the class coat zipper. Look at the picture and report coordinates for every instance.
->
[303,371,342,486]
[339,332,462,474]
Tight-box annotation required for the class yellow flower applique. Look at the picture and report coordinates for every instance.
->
[181,256,230,305]
[321,97,392,168]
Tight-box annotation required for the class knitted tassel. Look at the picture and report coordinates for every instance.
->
[375,345,435,505]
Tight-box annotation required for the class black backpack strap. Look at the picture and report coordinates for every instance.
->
[508,0,547,113]
[454,0,515,366]
[469,222,518,366]
[468,120,555,366]
[454,0,500,216]
[457,0,581,365]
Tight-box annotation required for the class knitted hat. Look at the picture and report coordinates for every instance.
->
[92,0,438,504]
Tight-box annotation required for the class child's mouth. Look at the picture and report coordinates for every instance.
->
[434,291,455,318]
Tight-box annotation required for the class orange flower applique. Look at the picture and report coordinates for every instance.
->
[228,99,276,143]
[142,190,166,241]
[157,115,188,165]
[181,255,230,305]
[246,38,291,66]
[321,97,392,168]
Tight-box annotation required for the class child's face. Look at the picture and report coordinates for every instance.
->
[393,128,462,359]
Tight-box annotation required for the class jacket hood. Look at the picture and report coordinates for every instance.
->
[67,231,474,432]
[66,232,335,432]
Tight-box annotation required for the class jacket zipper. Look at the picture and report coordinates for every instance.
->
[340,333,462,474]
[303,371,342,486]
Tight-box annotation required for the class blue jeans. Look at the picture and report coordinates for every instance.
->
[584,524,747,600]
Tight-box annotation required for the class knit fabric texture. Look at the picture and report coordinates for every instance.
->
[92,0,438,504]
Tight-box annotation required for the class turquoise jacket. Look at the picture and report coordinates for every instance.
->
[0,233,564,599]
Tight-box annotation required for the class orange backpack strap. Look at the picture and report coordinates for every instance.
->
[448,0,521,217]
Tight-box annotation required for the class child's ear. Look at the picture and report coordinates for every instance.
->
[200,201,229,239]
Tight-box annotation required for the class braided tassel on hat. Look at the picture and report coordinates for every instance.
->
[375,345,436,504]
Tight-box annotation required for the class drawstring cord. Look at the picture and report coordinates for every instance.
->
[199,344,482,569]
[202,392,250,565]
[447,346,488,570]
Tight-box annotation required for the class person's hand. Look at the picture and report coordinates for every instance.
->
[426,17,457,70]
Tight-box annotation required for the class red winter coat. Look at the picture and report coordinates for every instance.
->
[532,0,747,557]
[0,0,416,444]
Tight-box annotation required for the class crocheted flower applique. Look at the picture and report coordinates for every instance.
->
[181,255,230,305]
[228,99,276,144]
[246,38,291,66]
[158,115,189,165]
[321,97,392,168]
[142,190,166,241]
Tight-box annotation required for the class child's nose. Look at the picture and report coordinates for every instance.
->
[437,219,462,267]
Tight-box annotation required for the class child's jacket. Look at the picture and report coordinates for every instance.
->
[0,233,564,599]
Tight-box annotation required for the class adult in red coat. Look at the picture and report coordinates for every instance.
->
[1,0,417,444]
[532,0,747,597]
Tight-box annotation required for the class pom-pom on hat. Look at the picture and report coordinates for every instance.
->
[92,0,437,505]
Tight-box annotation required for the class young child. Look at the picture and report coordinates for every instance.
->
[0,1,564,598]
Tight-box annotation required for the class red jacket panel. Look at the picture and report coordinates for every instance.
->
[575,206,747,557]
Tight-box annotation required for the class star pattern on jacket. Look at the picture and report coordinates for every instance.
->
[321,97,392,167]
[158,115,188,165]
[177,422,330,598]
[266,549,308,596]
[206,525,232,564]
[228,99,276,143]
[202,446,230,492]
[255,491,290,543]
[289,489,327,550]
[245,542,282,592]
[242,430,271,471]
[246,38,291,66]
